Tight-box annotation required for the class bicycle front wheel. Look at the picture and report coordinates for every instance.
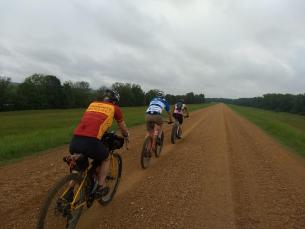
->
[99,153,122,206]
[37,173,85,229]
[155,131,164,157]
[141,136,151,169]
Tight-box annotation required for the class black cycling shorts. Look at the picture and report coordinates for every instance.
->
[69,135,109,170]
[173,113,183,124]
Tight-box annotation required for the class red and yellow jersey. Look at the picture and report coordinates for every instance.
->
[74,101,124,140]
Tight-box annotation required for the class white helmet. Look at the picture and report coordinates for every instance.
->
[104,89,120,103]
[156,90,165,98]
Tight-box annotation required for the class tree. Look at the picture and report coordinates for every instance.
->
[70,81,91,107]
[95,86,108,101]
[145,89,159,105]
[131,84,145,106]
[112,82,135,107]
[291,94,305,115]
[17,74,46,109]
[62,81,75,108]
[0,76,11,110]
[185,92,195,104]
[17,74,64,109]
[42,75,64,108]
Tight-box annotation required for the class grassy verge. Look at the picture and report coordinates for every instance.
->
[0,103,210,164]
[229,105,305,157]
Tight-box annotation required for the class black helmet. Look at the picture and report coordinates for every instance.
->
[104,89,120,104]
[156,90,165,98]
[177,98,184,103]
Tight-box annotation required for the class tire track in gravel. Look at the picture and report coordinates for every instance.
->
[223,105,305,229]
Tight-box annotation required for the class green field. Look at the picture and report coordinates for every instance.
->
[0,104,210,164]
[229,105,305,156]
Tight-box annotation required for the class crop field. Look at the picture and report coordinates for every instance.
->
[0,104,210,164]
[229,105,305,156]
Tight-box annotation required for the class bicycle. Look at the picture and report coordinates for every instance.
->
[171,115,188,144]
[37,132,126,229]
[140,120,172,169]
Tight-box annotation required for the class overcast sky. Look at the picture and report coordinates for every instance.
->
[0,0,304,98]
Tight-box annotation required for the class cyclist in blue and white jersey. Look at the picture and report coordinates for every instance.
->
[145,90,173,152]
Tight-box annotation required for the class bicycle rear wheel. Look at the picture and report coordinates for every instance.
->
[37,173,85,229]
[141,136,151,169]
[171,123,178,144]
[99,153,122,206]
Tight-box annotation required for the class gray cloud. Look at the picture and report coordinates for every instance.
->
[0,0,305,98]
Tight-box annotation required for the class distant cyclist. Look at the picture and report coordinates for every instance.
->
[172,99,189,138]
[145,90,173,152]
[69,89,129,198]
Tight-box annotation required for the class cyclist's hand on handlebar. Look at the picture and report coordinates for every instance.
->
[123,132,130,142]
[123,132,130,150]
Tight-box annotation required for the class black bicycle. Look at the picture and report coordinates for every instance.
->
[171,116,188,144]
[37,132,126,229]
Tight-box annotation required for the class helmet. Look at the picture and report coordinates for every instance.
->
[104,89,120,104]
[156,90,165,98]
[177,98,184,103]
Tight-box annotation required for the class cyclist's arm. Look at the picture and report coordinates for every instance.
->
[165,101,173,123]
[171,104,175,114]
[184,106,190,117]
[166,111,173,122]
[117,120,129,137]
[114,105,129,138]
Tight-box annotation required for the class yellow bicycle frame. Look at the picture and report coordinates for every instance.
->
[60,154,116,210]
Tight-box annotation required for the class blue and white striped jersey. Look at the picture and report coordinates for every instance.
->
[146,97,170,114]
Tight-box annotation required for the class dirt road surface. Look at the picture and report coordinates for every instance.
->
[1,104,305,229]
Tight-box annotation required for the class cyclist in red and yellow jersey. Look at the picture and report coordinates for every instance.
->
[69,89,129,197]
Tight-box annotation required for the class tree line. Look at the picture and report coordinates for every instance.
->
[207,93,305,115]
[0,74,205,111]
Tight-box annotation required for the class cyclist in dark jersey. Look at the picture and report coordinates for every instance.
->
[172,99,189,138]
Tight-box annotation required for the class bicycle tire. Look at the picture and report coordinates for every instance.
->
[141,136,151,169]
[171,123,178,144]
[37,173,84,229]
[177,125,182,138]
[99,153,122,206]
[155,131,164,157]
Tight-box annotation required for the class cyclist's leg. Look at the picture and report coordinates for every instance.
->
[98,155,110,188]
[65,136,91,199]
[145,114,156,151]
[152,123,161,151]
[152,115,163,150]
[86,140,109,193]
[177,114,183,138]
